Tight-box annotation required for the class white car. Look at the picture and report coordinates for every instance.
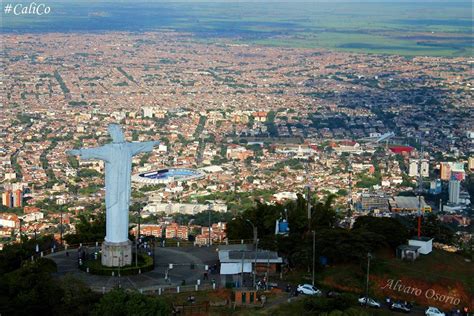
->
[358,297,381,308]
[296,284,322,296]
[425,307,445,316]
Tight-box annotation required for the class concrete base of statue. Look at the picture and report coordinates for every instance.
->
[101,240,132,267]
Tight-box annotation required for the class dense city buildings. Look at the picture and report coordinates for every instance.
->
[0,31,472,252]
[1,0,473,313]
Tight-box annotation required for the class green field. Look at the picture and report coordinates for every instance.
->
[1,1,472,57]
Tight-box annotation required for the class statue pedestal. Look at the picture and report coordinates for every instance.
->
[101,240,132,267]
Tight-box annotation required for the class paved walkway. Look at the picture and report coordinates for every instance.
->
[48,246,220,291]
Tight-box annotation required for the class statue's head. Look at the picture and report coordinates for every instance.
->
[108,124,125,143]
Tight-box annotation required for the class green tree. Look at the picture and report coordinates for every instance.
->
[412,213,455,244]
[56,275,100,316]
[0,235,56,274]
[77,168,101,178]
[353,216,409,249]
[64,212,105,244]
[92,288,170,316]
[0,258,62,316]
[310,195,337,229]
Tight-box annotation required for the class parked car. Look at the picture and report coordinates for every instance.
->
[296,284,322,296]
[326,290,341,298]
[358,297,381,308]
[448,310,461,316]
[425,307,446,316]
[390,302,411,313]
[267,282,279,289]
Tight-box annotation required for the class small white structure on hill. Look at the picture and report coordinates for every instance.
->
[408,237,433,255]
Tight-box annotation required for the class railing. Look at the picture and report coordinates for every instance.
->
[89,281,218,295]
[30,241,101,260]
[32,238,256,263]
[37,238,255,255]
[31,239,265,297]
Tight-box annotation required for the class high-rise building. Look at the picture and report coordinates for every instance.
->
[440,162,451,180]
[409,160,418,177]
[420,160,429,177]
[468,157,474,171]
[1,191,13,208]
[449,180,460,204]
[13,189,23,208]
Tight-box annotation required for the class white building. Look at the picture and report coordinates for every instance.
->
[409,160,418,177]
[143,202,227,215]
[420,160,429,177]
[0,213,19,228]
[273,191,298,202]
[21,211,44,222]
[142,106,154,118]
[218,244,283,275]
[449,180,460,204]
[408,237,433,255]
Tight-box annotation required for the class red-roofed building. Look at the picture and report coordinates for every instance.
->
[165,223,189,240]
[24,206,40,214]
[195,222,227,245]
[131,224,163,238]
[252,111,268,122]
[0,213,19,229]
[389,146,414,154]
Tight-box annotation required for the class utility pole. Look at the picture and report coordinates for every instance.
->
[266,253,270,290]
[306,185,311,226]
[253,225,258,289]
[118,249,123,288]
[306,184,316,285]
[138,208,141,241]
[207,203,212,247]
[19,219,23,244]
[136,209,141,267]
[240,250,244,288]
[365,252,372,307]
[417,134,424,238]
[348,154,353,215]
[312,230,316,286]
[245,219,257,289]
[60,207,63,246]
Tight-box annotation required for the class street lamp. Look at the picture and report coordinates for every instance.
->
[312,230,315,286]
[244,219,258,289]
[18,218,23,244]
[34,220,39,255]
[60,207,63,246]
[206,202,212,247]
[365,252,372,307]
[306,186,316,286]
[136,208,141,267]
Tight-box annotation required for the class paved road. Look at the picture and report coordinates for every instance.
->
[49,246,219,291]
[48,248,466,315]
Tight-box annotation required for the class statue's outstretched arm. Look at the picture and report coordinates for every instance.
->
[67,146,110,162]
[128,141,160,156]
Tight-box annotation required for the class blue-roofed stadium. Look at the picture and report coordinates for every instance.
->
[132,168,205,184]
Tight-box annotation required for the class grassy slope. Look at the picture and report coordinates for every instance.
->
[316,249,473,310]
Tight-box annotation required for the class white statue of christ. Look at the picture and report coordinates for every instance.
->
[67,124,159,244]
